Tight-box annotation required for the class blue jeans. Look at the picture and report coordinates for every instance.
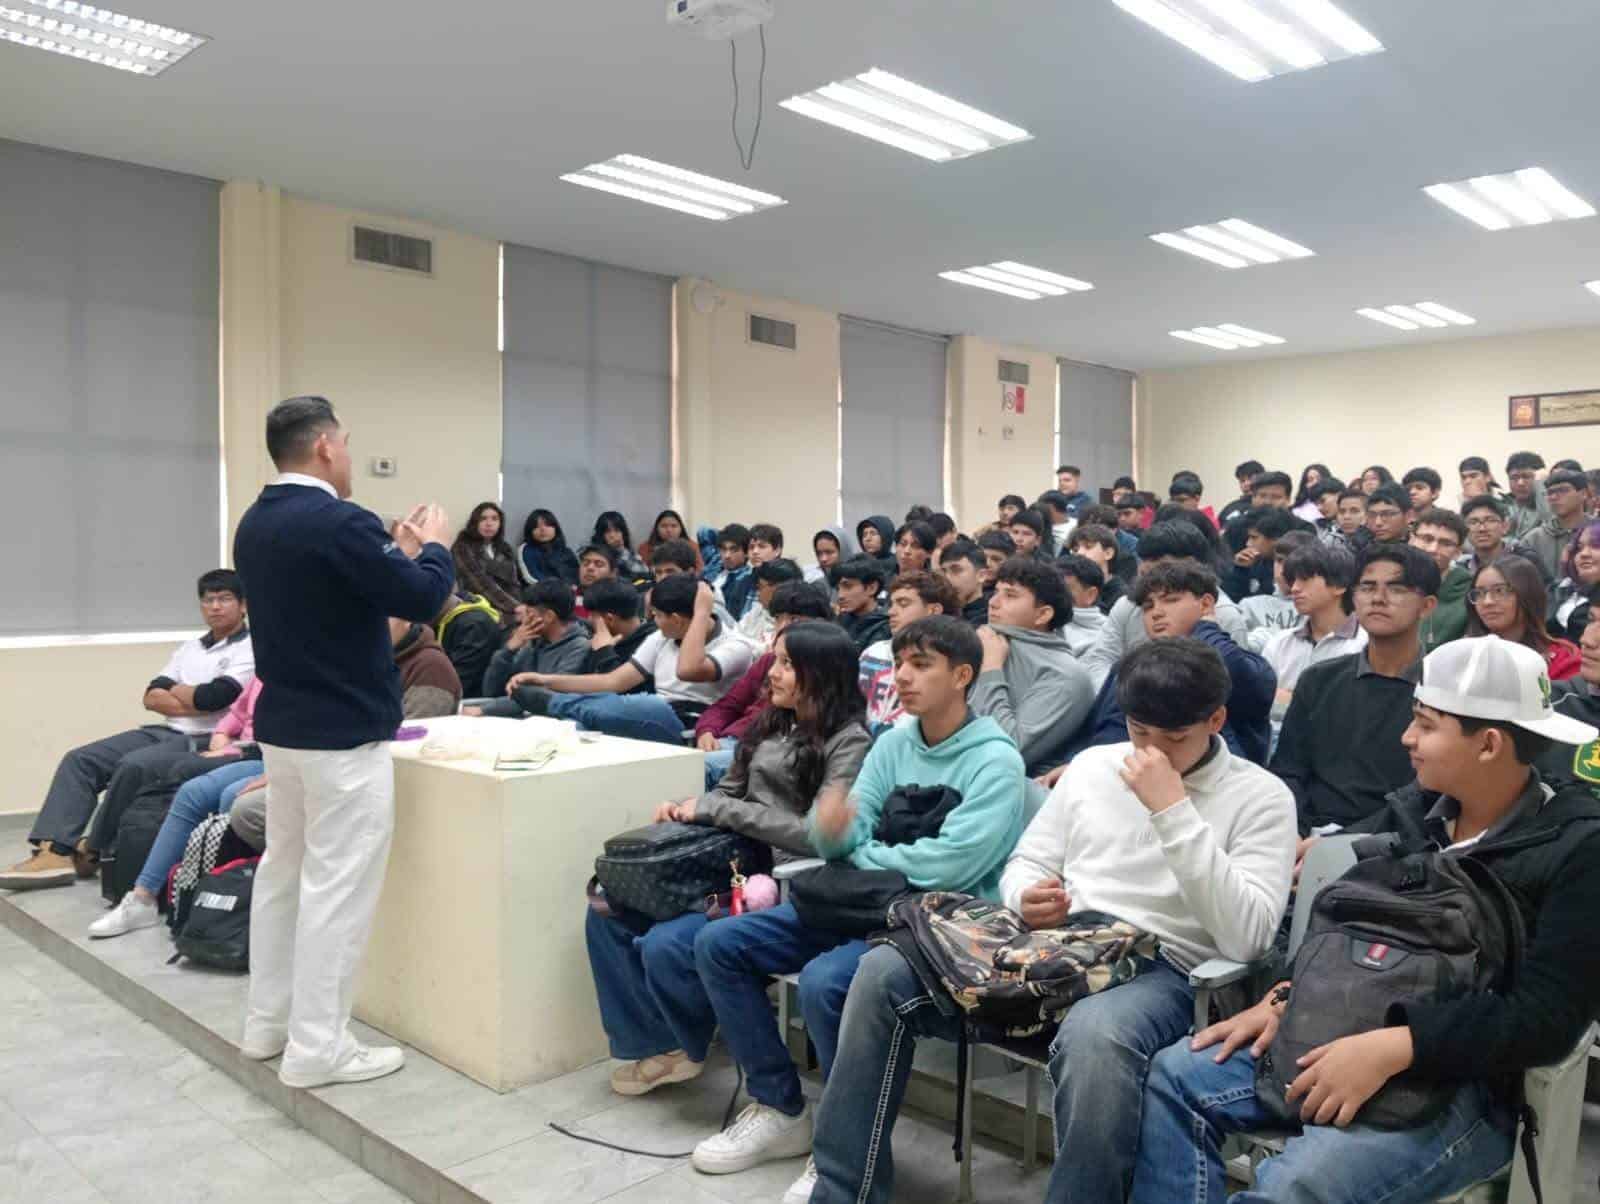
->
[810,947,1193,1204]
[546,692,686,745]
[584,908,716,1062]
[134,758,263,894]
[1130,1041,1513,1203]
[693,902,867,1115]
[703,739,736,790]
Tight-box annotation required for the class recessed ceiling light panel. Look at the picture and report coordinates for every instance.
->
[1586,280,1600,298]
[1357,302,1476,331]
[1151,218,1314,269]
[781,68,1031,162]
[1112,0,1382,82]
[560,155,786,221]
[940,261,1094,301]
[1170,324,1286,350]
[1424,168,1596,231]
[0,0,205,75]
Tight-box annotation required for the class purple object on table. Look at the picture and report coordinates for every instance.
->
[393,725,429,741]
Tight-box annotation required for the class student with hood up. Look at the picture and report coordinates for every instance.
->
[854,516,898,570]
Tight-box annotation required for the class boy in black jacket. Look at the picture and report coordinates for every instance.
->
[833,556,891,653]
[1129,635,1600,1204]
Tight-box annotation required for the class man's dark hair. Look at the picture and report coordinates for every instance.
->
[1367,482,1412,513]
[578,543,617,568]
[941,538,985,573]
[526,579,576,621]
[1283,542,1358,613]
[977,530,1017,556]
[1308,477,1347,501]
[928,512,957,539]
[1273,531,1315,562]
[1059,554,1105,592]
[1070,523,1118,553]
[836,555,889,589]
[1338,486,1367,505]
[769,580,832,621]
[999,493,1027,511]
[717,523,751,550]
[265,395,339,469]
[1117,638,1230,731]
[754,557,804,585]
[890,615,983,692]
[1459,455,1491,475]
[1250,470,1294,495]
[904,504,934,524]
[1506,451,1545,474]
[1546,468,1589,493]
[1008,508,1046,538]
[888,570,959,614]
[1137,520,1212,563]
[1079,503,1119,529]
[894,521,937,553]
[1169,471,1204,500]
[1413,507,1468,542]
[648,538,698,572]
[1235,459,1265,482]
[1114,495,1145,513]
[1036,490,1071,518]
[1133,560,1220,606]
[198,569,244,601]
[1113,475,1138,492]
[1401,467,1443,492]
[994,557,1070,630]
[1460,495,1507,522]
[748,523,784,549]
[1057,464,1082,477]
[1446,713,1554,767]
[1552,458,1584,473]
[1358,542,1442,598]
[1244,507,1294,540]
[583,579,641,620]
[649,572,699,616]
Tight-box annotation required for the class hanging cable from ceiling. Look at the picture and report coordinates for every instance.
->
[729,24,766,171]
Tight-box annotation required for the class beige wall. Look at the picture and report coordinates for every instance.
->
[1138,325,1600,509]
[675,278,842,549]
[948,336,1059,528]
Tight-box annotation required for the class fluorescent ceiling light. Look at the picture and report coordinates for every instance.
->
[781,68,1031,162]
[1171,324,1285,350]
[561,155,786,221]
[1358,302,1476,331]
[940,262,1093,300]
[1425,167,1595,230]
[0,0,206,75]
[1586,281,1600,298]
[1152,218,1313,268]
[1113,0,1381,81]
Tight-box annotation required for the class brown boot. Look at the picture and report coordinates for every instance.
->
[73,838,99,879]
[0,848,77,891]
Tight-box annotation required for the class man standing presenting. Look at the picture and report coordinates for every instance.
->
[234,396,454,1089]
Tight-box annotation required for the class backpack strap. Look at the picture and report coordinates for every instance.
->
[953,1023,971,1164]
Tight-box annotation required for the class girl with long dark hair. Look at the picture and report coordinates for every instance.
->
[592,511,649,579]
[1466,555,1580,679]
[1359,465,1395,496]
[639,508,703,574]
[1292,464,1332,523]
[516,507,579,586]
[451,502,521,616]
[583,621,870,1097]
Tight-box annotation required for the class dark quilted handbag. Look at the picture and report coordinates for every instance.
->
[594,822,771,922]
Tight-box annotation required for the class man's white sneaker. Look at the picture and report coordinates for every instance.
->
[279,1044,405,1089]
[239,1034,287,1061]
[88,892,160,939]
[691,1101,813,1175]
[783,1155,818,1204]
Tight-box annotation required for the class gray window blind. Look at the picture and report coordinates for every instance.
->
[840,318,948,524]
[501,244,673,552]
[0,139,220,636]
[1057,359,1135,500]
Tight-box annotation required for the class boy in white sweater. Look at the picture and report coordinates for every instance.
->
[806,637,1297,1204]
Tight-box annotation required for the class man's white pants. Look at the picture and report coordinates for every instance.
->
[244,741,394,1078]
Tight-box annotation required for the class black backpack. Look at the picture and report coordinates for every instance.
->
[101,790,171,906]
[171,857,259,971]
[1257,849,1525,1129]
[594,822,770,922]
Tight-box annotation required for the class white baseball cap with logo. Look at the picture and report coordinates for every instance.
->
[1415,635,1599,745]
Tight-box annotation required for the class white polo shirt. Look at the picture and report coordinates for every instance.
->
[629,620,754,712]
[155,627,257,735]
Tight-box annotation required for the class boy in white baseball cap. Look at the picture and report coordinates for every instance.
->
[1128,635,1600,1204]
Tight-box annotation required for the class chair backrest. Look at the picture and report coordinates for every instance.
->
[1287,835,1360,957]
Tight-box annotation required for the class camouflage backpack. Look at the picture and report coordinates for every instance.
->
[873,892,1159,1038]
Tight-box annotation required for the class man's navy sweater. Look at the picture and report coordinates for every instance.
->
[234,483,456,749]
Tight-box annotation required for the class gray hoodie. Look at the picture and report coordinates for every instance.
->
[1062,607,1107,658]
[968,625,1096,776]
[1081,593,1251,692]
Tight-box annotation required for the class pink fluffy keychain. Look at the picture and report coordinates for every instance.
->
[728,858,779,914]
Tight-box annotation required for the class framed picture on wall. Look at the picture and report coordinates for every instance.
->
[1508,389,1600,430]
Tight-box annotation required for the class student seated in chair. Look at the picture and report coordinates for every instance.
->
[857,571,958,737]
[0,570,255,891]
[477,580,592,706]
[1129,635,1600,1204]
[584,622,870,1099]
[1056,554,1110,655]
[505,574,753,745]
[832,556,891,654]
[936,538,989,627]
[709,524,755,619]
[806,637,1297,1204]
[690,617,1025,1198]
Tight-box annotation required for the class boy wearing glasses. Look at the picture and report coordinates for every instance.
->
[1504,450,1549,541]
[1270,545,1440,842]
[1456,496,1546,583]
[1409,509,1472,653]
[1526,468,1591,582]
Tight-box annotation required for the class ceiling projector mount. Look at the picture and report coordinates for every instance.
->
[667,0,774,171]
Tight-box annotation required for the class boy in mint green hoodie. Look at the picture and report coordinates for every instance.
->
[688,617,1025,1183]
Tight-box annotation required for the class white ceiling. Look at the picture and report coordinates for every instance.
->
[4,0,1600,370]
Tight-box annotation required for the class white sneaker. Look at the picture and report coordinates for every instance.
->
[279,1043,405,1089]
[88,892,160,939]
[239,1032,286,1061]
[783,1155,818,1204]
[691,1101,813,1175]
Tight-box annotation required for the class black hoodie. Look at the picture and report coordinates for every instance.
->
[855,516,899,568]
